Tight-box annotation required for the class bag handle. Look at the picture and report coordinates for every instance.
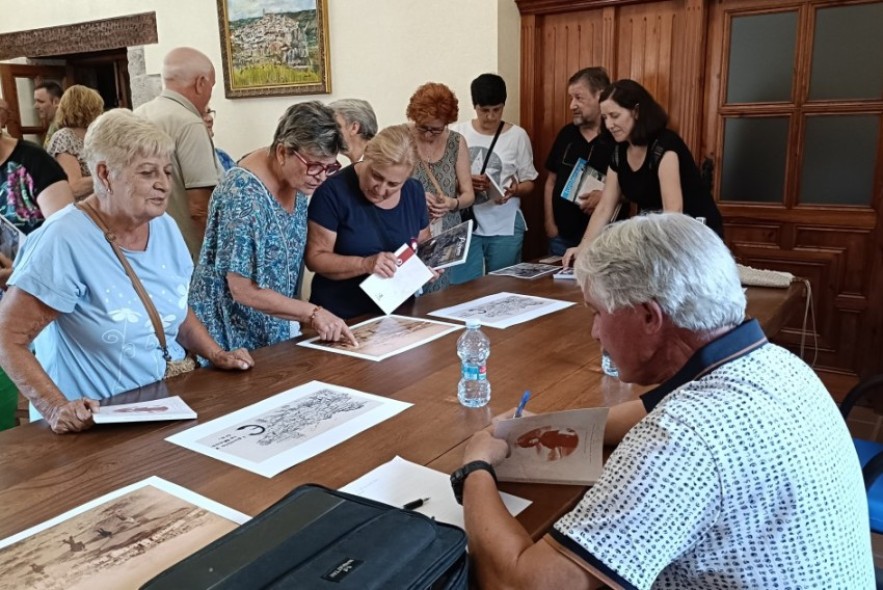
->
[77,201,172,362]
[479,121,505,175]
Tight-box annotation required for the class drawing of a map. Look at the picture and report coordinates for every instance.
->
[197,389,380,463]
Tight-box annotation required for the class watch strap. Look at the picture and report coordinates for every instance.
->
[450,460,497,505]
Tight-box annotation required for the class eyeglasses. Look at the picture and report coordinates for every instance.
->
[417,124,445,136]
[291,150,341,177]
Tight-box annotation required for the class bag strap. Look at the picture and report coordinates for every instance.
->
[77,201,171,362]
[648,138,666,172]
[420,159,449,200]
[479,121,505,175]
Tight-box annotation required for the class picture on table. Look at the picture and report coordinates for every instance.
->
[0,478,246,590]
[166,381,412,477]
[429,292,575,329]
[298,315,462,361]
[416,220,473,270]
[489,262,559,280]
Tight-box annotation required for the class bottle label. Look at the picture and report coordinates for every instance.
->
[462,363,487,381]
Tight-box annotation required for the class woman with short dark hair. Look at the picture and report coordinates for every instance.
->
[563,79,723,266]
[190,101,356,351]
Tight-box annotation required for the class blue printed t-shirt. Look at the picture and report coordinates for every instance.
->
[9,205,192,417]
[308,164,428,319]
[1,139,67,234]
[190,167,308,351]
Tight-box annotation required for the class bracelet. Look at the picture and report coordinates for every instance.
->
[452,196,460,212]
[308,305,323,326]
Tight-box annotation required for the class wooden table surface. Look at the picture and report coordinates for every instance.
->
[0,276,804,542]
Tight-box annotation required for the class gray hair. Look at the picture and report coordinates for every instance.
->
[330,98,378,140]
[271,101,344,158]
[84,109,174,186]
[575,213,745,332]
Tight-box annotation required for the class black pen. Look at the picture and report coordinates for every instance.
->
[402,497,429,510]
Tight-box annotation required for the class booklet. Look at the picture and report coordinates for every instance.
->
[360,243,434,315]
[417,220,473,270]
[0,214,25,263]
[559,158,605,203]
[92,396,197,424]
[493,407,609,485]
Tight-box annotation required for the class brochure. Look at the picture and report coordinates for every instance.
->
[360,243,433,315]
[416,220,473,270]
[92,396,197,424]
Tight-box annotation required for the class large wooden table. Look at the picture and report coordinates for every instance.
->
[0,277,804,543]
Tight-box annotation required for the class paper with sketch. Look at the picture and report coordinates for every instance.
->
[298,314,462,362]
[429,292,574,329]
[166,381,411,478]
[489,262,559,280]
[360,243,433,315]
[341,456,531,530]
[552,267,577,281]
[493,408,609,485]
[417,220,472,270]
[0,476,248,590]
[0,214,25,263]
[93,396,196,424]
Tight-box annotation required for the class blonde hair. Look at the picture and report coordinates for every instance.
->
[84,109,174,188]
[363,124,418,170]
[56,85,104,129]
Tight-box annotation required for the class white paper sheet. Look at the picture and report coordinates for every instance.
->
[166,381,412,478]
[0,477,248,589]
[428,291,575,329]
[341,456,531,530]
[360,243,434,315]
[297,314,462,362]
[93,396,197,424]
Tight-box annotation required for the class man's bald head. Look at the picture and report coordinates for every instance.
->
[162,47,214,85]
[161,47,216,113]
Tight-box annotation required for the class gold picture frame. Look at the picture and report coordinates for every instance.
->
[215,0,331,98]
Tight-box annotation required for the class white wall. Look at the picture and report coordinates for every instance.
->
[0,0,522,160]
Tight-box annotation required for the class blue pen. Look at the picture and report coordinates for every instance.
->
[514,390,531,418]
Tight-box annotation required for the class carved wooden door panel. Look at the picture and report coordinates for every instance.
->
[702,0,883,390]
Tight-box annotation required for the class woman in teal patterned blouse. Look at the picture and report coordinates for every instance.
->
[189,102,357,351]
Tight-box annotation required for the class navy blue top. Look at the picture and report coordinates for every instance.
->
[308,164,429,319]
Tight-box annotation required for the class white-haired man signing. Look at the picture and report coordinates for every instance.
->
[455,213,873,589]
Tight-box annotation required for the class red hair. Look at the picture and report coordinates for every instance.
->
[406,82,459,125]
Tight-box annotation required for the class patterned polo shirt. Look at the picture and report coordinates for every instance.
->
[551,320,874,589]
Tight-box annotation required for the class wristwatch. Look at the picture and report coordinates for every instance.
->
[450,460,497,505]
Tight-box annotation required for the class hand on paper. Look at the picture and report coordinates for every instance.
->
[425,192,449,220]
[463,429,509,467]
[47,398,99,434]
[576,189,602,213]
[210,347,255,371]
[0,253,12,290]
[471,174,490,193]
[562,246,581,269]
[364,252,398,278]
[312,308,359,346]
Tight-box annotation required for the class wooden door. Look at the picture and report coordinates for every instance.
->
[0,64,66,142]
[702,0,883,390]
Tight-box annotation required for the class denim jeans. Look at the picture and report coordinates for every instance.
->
[450,215,526,285]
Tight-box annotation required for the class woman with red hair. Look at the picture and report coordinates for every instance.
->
[406,82,474,292]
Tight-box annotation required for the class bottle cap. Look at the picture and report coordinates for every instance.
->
[465,319,481,329]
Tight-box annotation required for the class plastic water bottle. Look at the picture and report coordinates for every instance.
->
[457,319,491,407]
[601,349,619,378]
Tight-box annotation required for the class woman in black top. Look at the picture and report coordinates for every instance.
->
[564,79,722,265]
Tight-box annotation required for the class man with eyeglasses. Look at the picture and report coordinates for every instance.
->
[135,47,222,260]
[544,67,618,257]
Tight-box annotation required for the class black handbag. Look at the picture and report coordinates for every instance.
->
[461,121,505,223]
[140,484,468,590]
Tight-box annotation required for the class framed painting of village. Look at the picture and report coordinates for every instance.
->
[215,0,331,98]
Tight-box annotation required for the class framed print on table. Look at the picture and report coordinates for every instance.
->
[215,0,331,98]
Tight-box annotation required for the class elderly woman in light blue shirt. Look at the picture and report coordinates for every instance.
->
[0,109,254,434]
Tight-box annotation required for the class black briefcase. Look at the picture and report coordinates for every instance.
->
[140,483,468,590]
